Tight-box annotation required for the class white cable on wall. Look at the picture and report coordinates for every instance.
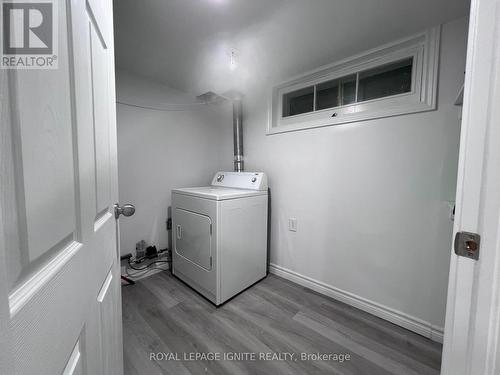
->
[116,100,211,112]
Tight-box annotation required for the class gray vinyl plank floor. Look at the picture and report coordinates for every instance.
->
[122,271,442,375]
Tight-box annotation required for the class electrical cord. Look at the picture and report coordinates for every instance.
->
[125,259,170,277]
[127,258,170,271]
[121,249,172,282]
[125,265,169,277]
[133,248,170,264]
[116,100,210,112]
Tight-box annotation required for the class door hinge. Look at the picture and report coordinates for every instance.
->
[209,256,212,268]
[454,231,480,260]
[209,224,212,235]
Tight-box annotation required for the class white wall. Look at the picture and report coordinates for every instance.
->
[243,18,468,334]
[116,71,233,255]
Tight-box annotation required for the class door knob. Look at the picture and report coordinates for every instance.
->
[114,203,135,219]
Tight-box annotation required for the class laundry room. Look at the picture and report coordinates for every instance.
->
[8,0,500,373]
[112,0,471,374]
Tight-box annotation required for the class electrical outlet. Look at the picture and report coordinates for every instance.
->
[289,218,297,232]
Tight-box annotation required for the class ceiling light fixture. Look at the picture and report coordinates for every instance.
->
[229,48,238,71]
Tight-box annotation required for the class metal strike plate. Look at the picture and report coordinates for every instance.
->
[454,231,480,260]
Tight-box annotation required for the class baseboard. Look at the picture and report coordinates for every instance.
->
[268,263,444,343]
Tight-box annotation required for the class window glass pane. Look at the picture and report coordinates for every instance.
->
[316,79,339,110]
[340,74,357,105]
[316,74,357,110]
[357,58,413,102]
[282,86,314,117]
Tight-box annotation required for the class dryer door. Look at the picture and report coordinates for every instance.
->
[175,208,212,270]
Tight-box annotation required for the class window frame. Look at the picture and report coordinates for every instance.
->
[267,27,441,135]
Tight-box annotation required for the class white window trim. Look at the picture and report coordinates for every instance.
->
[267,26,441,135]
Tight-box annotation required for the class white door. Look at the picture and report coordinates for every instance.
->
[441,0,500,373]
[0,0,123,374]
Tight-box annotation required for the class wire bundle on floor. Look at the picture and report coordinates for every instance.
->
[123,253,171,281]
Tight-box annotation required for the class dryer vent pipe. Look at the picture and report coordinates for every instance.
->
[233,96,244,172]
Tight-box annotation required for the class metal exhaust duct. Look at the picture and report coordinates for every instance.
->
[232,96,244,172]
[197,90,244,172]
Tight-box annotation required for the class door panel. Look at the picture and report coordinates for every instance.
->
[6,0,79,286]
[17,67,78,262]
[97,268,121,375]
[10,244,89,375]
[0,0,123,374]
[86,0,112,48]
[175,208,212,270]
[62,338,84,375]
[89,24,112,218]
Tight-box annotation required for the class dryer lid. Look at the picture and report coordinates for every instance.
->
[172,186,267,201]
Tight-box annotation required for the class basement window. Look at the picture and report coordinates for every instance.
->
[282,86,314,117]
[316,74,357,110]
[268,27,440,134]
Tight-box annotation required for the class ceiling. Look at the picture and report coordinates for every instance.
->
[114,0,470,95]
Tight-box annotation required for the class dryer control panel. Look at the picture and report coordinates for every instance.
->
[211,172,268,191]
